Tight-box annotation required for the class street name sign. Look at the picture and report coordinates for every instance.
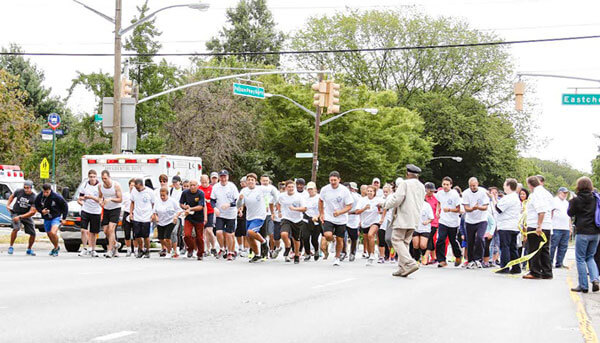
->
[233,83,265,99]
[42,129,63,135]
[295,152,313,158]
[562,94,600,105]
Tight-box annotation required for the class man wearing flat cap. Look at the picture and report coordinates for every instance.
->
[383,164,426,277]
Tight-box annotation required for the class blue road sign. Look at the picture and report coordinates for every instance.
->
[42,129,63,135]
[48,113,61,129]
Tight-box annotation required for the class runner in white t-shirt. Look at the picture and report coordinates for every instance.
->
[434,177,463,267]
[130,178,155,258]
[355,186,384,266]
[77,169,102,257]
[302,182,322,261]
[495,178,522,274]
[211,170,239,259]
[236,173,271,263]
[345,182,362,262]
[319,171,354,266]
[414,199,434,265]
[462,177,490,269]
[551,187,572,268]
[277,180,307,264]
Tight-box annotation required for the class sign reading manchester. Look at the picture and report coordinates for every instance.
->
[562,94,600,105]
[233,83,265,99]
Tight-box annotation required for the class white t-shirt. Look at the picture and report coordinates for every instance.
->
[81,181,102,215]
[153,197,180,226]
[130,187,155,223]
[305,194,320,219]
[462,187,490,224]
[319,184,354,225]
[278,192,305,223]
[260,184,279,215]
[211,182,239,220]
[526,186,553,230]
[380,198,394,231]
[169,187,183,203]
[360,196,383,228]
[496,192,521,232]
[239,186,271,221]
[552,197,570,230]
[435,189,461,227]
[347,192,362,229]
[416,201,435,233]
[121,191,131,214]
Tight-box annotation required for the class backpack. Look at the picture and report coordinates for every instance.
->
[593,191,600,228]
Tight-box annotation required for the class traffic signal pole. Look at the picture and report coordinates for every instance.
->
[112,0,122,154]
[311,73,324,183]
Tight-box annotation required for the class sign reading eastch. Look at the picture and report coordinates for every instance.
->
[233,83,265,99]
[562,94,600,105]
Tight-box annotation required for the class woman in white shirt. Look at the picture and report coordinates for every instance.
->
[152,187,182,259]
[495,178,522,274]
[415,198,435,265]
[356,186,384,266]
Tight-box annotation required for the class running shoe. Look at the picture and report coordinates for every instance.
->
[249,255,261,263]
[172,253,179,259]
[136,249,144,258]
[294,256,300,264]
[159,249,166,257]
[271,248,280,259]
[333,258,341,266]
[248,250,255,259]
[187,251,193,259]
[340,252,347,261]
[126,249,132,257]
[104,253,112,258]
[52,247,60,257]
[211,248,217,256]
[90,250,99,258]
[362,252,368,259]
[349,253,355,262]
[8,246,14,255]
[466,261,476,269]
[78,248,89,257]
[475,261,483,268]
[377,257,385,264]
[144,249,150,258]
[226,253,233,261]
[454,257,462,267]
[314,252,320,261]
[304,255,311,262]
[197,255,203,261]
[366,258,374,266]
[285,255,291,263]
[438,261,448,268]
[260,243,269,259]
[26,249,36,256]
[482,262,491,268]
[49,248,55,256]
[165,253,172,259]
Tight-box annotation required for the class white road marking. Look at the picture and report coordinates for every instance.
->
[91,331,136,341]
[312,278,356,289]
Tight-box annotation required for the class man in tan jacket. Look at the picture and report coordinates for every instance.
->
[384,164,426,277]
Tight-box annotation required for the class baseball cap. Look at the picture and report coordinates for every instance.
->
[349,182,358,190]
[306,181,317,190]
[558,187,569,193]
[210,172,218,178]
[240,176,247,183]
[372,178,381,184]
[424,182,436,190]
[218,170,229,176]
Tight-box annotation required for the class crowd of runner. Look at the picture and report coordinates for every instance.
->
[6,164,599,284]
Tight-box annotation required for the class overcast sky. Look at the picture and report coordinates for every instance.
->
[2,0,600,172]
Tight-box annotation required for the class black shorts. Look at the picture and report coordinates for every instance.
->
[323,221,346,237]
[11,213,35,236]
[133,221,151,239]
[80,211,101,234]
[377,229,387,247]
[157,223,175,240]
[414,231,430,238]
[281,219,302,241]
[215,217,236,234]
[347,227,358,241]
[101,208,121,226]
[274,221,282,241]
[205,212,214,228]
[427,227,438,250]
[236,216,247,237]
[122,213,133,240]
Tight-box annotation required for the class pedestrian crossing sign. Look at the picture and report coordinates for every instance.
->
[40,158,50,179]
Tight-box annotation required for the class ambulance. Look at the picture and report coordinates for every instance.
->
[0,165,43,229]
[60,154,203,252]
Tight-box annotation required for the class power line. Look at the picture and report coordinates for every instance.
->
[2,34,599,58]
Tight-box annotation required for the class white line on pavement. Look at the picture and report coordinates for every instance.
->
[312,278,356,289]
[91,331,136,341]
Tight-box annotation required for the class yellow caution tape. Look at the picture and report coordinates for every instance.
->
[494,230,547,273]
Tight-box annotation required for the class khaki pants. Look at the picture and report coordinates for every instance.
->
[391,228,417,272]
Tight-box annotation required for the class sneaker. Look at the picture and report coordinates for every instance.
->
[349,253,356,262]
[172,253,179,259]
[159,249,166,257]
[475,261,483,269]
[90,250,99,258]
[362,252,368,259]
[294,256,300,264]
[211,248,217,256]
[104,253,112,258]
[593,281,600,292]
[333,258,341,266]
[285,256,291,263]
[144,249,150,258]
[248,250,255,259]
[454,257,462,267]
[272,247,281,259]
[78,248,89,257]
[366,258,374,266]
[197,255,203,261]
[314,252,320,261]
[187,251,193,259]
[8,246,14,255]
[52,247,59,257]
[115,242,122,251]
[260,243,269,259]
[26,249,36,256]
[126,249,132,257]
[482,262,491,268]
[304,255,312,262]
[249,255,261,263]
[438,261,448,268]
[49,248,56,256]
[466,262,476,269]
[377,257,385,264]
[226,253,233,261]
[340,252,347,261]
[165,253,172,259]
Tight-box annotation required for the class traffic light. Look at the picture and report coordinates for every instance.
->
[514,81,524,111]
[312,81,327,107]
[121,78,133,98]
[326,81,340,114]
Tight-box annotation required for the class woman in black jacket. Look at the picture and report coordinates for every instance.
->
[568,177,600,293]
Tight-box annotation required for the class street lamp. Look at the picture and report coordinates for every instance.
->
[430,156,463,162]
[319,108,378,126]
[73,1,210,154]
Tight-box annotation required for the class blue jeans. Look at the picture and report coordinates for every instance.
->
[575,234,600,290]
[551,230,570,267]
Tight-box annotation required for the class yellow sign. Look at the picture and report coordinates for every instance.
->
[40,158,50,179]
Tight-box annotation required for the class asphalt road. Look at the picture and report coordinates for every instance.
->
[0,246,591,343]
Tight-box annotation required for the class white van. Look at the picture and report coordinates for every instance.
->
[0,165,43,229]
[60,154,203,252]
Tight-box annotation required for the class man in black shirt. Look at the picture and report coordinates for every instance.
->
[179,179,207,260]
[34,184,68,257]
[7,180,37,255]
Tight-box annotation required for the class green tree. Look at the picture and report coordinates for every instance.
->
[0,69,39,166]
[0,44,63,118]
[206,0,285,66]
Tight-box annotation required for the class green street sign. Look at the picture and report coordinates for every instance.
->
[295,152,313,158]
[233,83,265,99]
[562,94,600,105]
[94,113,103,122]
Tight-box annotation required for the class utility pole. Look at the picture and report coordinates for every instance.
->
[112,0,122,154]
[311,73,325,183]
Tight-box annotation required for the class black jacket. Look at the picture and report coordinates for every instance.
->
[567,191,600,235]
[34,191,69,220]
